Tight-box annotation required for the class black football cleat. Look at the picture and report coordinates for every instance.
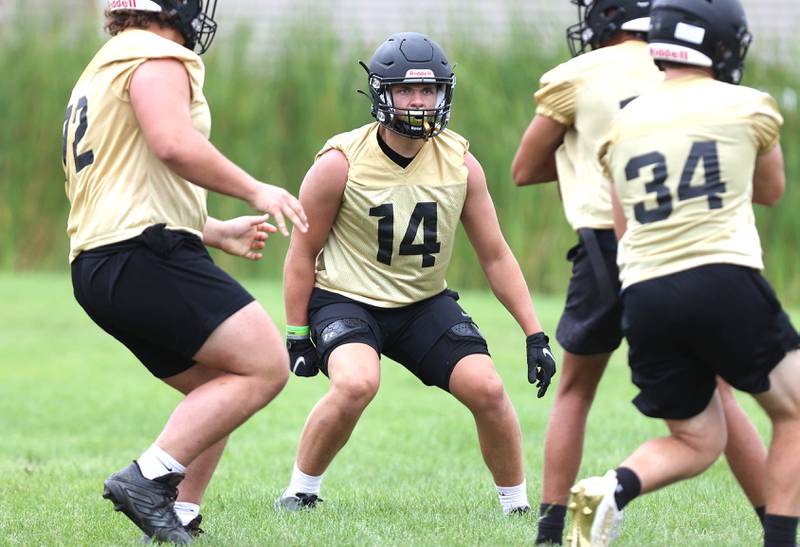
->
[142,514,204,543]
[183,515,204,537]
[273,491,322,511]
[103,461,191,544]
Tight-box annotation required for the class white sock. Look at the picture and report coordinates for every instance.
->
[174,502,200,526]
[136,444,186,480]
[284,462,323,497]
[496,480,529,514]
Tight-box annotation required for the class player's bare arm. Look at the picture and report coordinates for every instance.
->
[461,152,543,336]
[511,114,565,186]
[130,58,308,235]
[752,145,786,206]
[463,152,556,396]
[283,149,348,327]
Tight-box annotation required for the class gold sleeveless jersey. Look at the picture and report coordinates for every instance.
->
[314,123,469,307]
[599,75,783,288]
[535,41,663,231]
[63,29,210,261]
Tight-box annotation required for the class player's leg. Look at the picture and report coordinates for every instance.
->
[537,351,610,544]
[153,300,289,464]
[382,290,527,514]
[566,267,729,545]
[541,351,610,504]
[449,354,526,492]
[752,349,800,546]
[276,300,383,509]
[538,231,621,544]
[77,232,288,542]
[296,343,381,474]
[159,365,229,530]
[717,377,768,523]
[693,266,800,545]
[621,391,727,491]
[568,393,727,546]
[275,342,381,509]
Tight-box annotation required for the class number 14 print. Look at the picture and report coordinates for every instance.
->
[369,201,441,267]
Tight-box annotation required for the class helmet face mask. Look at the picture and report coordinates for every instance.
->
[648,0,752,84]
[107,0,219,54]
[361,32,456,140]
[566,0,652,57]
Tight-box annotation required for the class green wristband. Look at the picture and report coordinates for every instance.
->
[286,325,310,337]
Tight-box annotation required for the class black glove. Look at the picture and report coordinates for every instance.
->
[526,332,557,398]
[287,334,320,377]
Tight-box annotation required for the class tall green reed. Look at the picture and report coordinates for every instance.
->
[2,11,798,303]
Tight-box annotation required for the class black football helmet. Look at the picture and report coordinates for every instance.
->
[360,32,455,140]
[648,0,751,84]
[107,0,218,54]
[567,0,652,57]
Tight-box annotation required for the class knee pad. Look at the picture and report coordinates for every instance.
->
[314,317,372,353]
[446,321,486,343]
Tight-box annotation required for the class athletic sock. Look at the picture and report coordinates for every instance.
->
[284,462,323,497]
[755,505,766,527]
[496,480,529,514]
[535,503,567,545]
[613,467,641,510]
[763,514,798,547]
[174,502,200,526]
[136,444,186,480]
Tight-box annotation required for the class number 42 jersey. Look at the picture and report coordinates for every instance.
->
[314,123,469,308]
[599,74,783,289]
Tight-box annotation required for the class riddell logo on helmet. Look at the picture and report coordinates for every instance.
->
[405,69,435,78]
[650,47,689,61]
[108,0,138,7]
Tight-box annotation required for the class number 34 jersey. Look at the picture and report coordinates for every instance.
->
[314,123,469,308]
[599,75,783,289]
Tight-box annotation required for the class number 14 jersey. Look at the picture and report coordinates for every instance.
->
[314,123,469,308]
[599,75,783,289]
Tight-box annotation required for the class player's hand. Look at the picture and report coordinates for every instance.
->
[287,331,319,377]
[526,332,557,398]
[216,215,277,260]
[249,183,308,236]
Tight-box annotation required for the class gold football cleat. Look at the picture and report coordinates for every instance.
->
[566,472,622,547]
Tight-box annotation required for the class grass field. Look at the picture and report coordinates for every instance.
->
[0,273,785,546]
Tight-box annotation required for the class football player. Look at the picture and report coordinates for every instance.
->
[64,1,307,542]
[511,1,769,544]
[569,0,800,545]
[274,32,556,516]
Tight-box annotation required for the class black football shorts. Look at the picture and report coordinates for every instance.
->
[556,229,623,355]
[71,224,254,378]
[307,288,490,391]
[621,263,800,420]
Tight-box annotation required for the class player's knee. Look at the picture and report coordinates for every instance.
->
[244,346,289,407]
[676,425,726,472]
[464,372,508,414]
[332,375,379,410]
